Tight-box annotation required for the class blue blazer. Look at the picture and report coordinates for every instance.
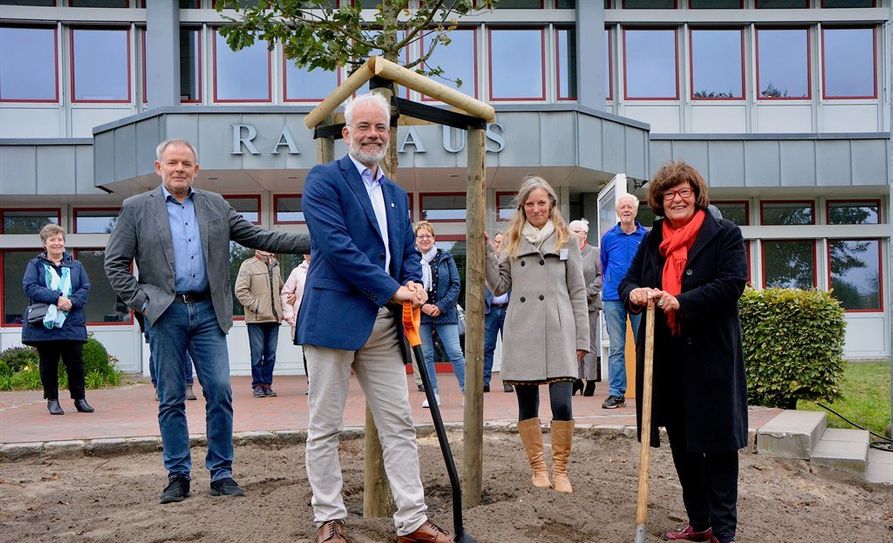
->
[295,155,421,351]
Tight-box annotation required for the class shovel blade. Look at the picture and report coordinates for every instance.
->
[634,523,648,543]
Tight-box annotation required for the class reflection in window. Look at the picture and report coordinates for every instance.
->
[214,30,270,102]
[69,0,127,5]
[757,0,806,6]
[762,240,815,289]
[761,202,814,225]
[74,210,118,234]
[823,27,875,99]
[713,201,749,225]
[827,201,880,225]
[284,61,337,102]
[489,29,544,100]
[496,0,542,7]
[604,28,612,100]
[829,239,881,311]
[275,195,305,223]
[225,196,260,224]
[0,26,56,102]
[1,210,59,234]
[623,0,674,7]
[690,0,740,7]
[421,194,467,221]
[229,242,253,316]
[75,250,131,324]
[556,0,575,6]
[556,27,577,100]
[180,28,201,102]
[0,1,56,5]
[72,28,130,102]
[422,29,476,99]
[691,29,743,99]
[496,192,515,222]
[822,0,874,6]
[1,251,30,325]
[624,29,677,99]
[757,28,809,99]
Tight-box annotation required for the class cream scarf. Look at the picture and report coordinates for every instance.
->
[521,220,555,250]
[420,246,438,291]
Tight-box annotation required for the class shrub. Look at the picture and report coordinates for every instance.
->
[9,362,41,390]
[740,287,846,409]
[0,336,121,391]
[0,360,11,377]
[0,346,39,373]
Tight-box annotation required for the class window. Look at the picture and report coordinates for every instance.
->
[489,28,545,101]
[1,251,31,326]
[74,249,132,324]
[623,28,678,100]
[142,28,202,104]
[604,28,612,100]
[822,0,874,6]
[713,201,749,226]
[756,28,810,100]
[495,0,543,7]
[213,29,271,102]
[71,28,130,102]
[827,200,880,225]
[690,0,741,7]
[0,1,56,5]
[274,194,305,224]
[690,29,744,100]
[556,0,575,6]
[762,240,816,289]
[496,192,515,222]
[435,237,467,309]
[757,0,807,6]
[421,193,467,222]
[829,239,882,311]
[284,59,338,102]
[73,208,119,234]
[0,209,60,234]
[822,27,876,99]
[225,195,260,224]
[623,0,674,7]
[0,26,57,102]
[760,201,814,225]
[637,204,657,228]
[69,0,127,5]
[421,28,477,100]
[556,27,576,100]
[141,0,201,6]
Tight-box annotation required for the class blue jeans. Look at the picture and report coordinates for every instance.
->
[150,299,233,482]
[483,305,507,386]
[247,322,279,387]
[420,322,466,394]
[146,320,194,387]
[604,300,642,399]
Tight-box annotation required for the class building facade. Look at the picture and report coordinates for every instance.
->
[0,0,889,377]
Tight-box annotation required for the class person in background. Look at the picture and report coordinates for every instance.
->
[486,177,589,494]
[235,249,284,398]
[621,161,747,543]
[568,219,602,397]
[483,231,511,393]
[414,220,465,408]
[282,253,312,394]
[21,224,93,416]
[600,194,647,409]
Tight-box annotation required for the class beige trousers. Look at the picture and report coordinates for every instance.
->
[304,307,428,535]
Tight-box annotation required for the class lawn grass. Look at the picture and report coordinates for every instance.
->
[799,360,891,437]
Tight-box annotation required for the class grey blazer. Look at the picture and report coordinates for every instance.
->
[105,186,310,334]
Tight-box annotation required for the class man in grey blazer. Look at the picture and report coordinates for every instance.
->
[105,139,310,504]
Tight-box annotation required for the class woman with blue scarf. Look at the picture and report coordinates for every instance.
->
[22,224,93,415]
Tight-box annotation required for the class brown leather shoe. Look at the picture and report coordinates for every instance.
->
[316,519,347,543]
[396,520,452,543]
[663,525,713,541]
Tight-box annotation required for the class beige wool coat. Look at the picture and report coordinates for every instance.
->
[485,229,590,383]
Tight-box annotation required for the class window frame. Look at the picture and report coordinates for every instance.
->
[420,192,468,223]
[826,237,883,312]
[69,26,132,104]
[487,26,547,102]
[712,199,750,225]
[72,207,120,234]
[688,26,745,101]
[622,26,679,101]
[821,26,877,100]
[273,193,306,225]
[825,198,882,225]
[0,25,59,104]
[755,26,812,101]
[223,194,262,225]
[0,207,62,234]
[72,247,135,326]
[760,239,817,289]
[420,27,479,102]
[212,27,272,104]
[605,26,613,101]
[555,25,576,101]
[759,199,816,225]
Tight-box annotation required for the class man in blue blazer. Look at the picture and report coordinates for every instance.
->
[296,93,451,543]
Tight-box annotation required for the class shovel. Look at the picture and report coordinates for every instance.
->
[634,301,656,543]
[402,302,477,543]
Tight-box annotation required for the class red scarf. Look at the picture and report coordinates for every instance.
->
[659,209,706,335]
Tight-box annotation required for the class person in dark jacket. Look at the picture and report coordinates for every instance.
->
[22,224,93,416]
[414,220,465,408]
[620,161,747,543]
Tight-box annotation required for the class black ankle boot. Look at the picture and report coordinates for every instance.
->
[47,399,64,415]
[583,380,596,397]
[572,379,584,396]
[74,398,94,413]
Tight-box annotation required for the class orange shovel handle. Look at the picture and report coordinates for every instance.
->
[402,302,422,347]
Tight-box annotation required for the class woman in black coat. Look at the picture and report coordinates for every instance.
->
[620,161,747,543]
[22,224,93,415]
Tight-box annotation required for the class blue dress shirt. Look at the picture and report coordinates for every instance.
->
[161,185,209,294]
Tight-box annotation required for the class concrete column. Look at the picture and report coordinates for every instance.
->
[576,1,606,110]
[146,0,180,108]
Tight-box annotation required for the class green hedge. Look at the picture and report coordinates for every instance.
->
[0,335,121,391]
[740,287,846,409]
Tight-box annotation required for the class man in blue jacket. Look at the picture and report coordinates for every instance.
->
[600,194,647,409]
[296,93,451,543]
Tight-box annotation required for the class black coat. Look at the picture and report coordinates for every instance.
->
[620,212,748,453]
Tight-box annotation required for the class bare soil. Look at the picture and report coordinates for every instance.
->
[0,431,891,543]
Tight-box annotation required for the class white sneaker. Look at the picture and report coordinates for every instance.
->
[422,393,441,408]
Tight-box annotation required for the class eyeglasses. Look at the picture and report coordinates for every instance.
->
[663,187,694,201]
[416,234,433,240]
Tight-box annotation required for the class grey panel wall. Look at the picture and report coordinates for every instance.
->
[0,142,99,195]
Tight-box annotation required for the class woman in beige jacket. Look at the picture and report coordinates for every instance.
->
[485,176,589,494]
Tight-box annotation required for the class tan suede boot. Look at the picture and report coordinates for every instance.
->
[517,418,552,488]
[551,419,575,493]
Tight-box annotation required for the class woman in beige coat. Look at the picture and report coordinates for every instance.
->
[485,176,589,493]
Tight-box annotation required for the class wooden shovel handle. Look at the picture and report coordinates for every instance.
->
[635,301,656,526]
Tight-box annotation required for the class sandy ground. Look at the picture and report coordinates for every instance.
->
[0,431,891,543]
